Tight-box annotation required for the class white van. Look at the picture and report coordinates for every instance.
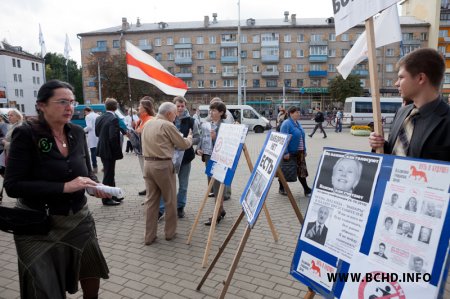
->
[343,97,403,126]
[198,104,272,133]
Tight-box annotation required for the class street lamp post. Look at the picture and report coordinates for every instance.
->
[97,60,102,103]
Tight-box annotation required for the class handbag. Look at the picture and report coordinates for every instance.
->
[0,205,51,235]
[280,156,298,182]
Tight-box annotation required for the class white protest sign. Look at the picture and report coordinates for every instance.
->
[333,0,399,35]
[210,124,246,169]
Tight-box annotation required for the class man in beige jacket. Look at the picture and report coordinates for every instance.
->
[141,102,193,245]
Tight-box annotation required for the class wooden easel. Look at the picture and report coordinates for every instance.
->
[186,144,281,267]
[196,162,305,298]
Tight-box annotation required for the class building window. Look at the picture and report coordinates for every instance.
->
[341,33,349,41]
[296,49,304,57]
[18,74,22,82]
[167,52,174,60]
[175,49,192,60]
[179,37,191,44]
[328,48,336,57]
[439,30,448,38]
[284,79,291,87]
[386,79,393,87]
[403,45,420,55]
[197,66,204,74]
[261,33,279,42]
[342,49,349,56]
[284,50,291,58]
[34,90,37,97]
[284,65,292,72]
[36,64,39,71]
[209,65,217,73]
[261,47,279,57]
[310,64,322,71]
[167,37,174,45]
[420,32,428,41]
[329,33,336,41]
[252,35,260,43]
[37,77,40,84]
[32,63,35,71]
[180,67,191,74]
[311,34,322,42]
[328,64,336,72]
[386,64,394,72]
[210,80,217,88]
[360,79,366,87]
[296,64,304,72]
[198,80,204,88]
[184,80,192,88]
[155,53,162,61]
[266,80,277,87]
[154,38,161,46]
[297,79,304,87]
[438,46,446,55]
[197,51,204,59]
[223,79,234,87]
[112,40,120,48]
[284,34,291,42]
[252,65,260,73]
[17,60,21,68]
[311,79,321,87]
[221,33,237,43]
[196,36,204,44]
[20,89,23,97]
[139,39,149,47]
[241,35,247,43]
[12,58,16,67]
[252,50,260,59]
[241,50,247,58]
[310,45,327,55]
[253,79,260,87]
[209,35,216,44]
[297,34,304,42]
[402,33,414,41]
[15,89,19,96]
[13,74,17,82]
[221,47,238,58]
[33,77,36,84]
[208,51,216,59]
[386,48,394,56]
[96,40,107,48]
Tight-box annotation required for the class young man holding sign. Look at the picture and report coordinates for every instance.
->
[369,48,450,162]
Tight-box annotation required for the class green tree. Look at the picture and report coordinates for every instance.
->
[44,53,83,102]
[328,74,363,103]
[86,53,171,108]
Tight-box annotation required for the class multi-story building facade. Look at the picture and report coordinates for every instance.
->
[78,13,429,111]
[439,0,450,95]
[0,41,45,116]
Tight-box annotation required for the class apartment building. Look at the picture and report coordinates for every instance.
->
[439,0,450,94]
[0,41,45,116]
[78,13,429,110]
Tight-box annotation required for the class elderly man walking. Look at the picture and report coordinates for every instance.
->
[141,102,193,245]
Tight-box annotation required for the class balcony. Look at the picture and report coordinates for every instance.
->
[261,40,279,47]
[175,72,193,79]
[309,40,328,46]
[309,55,328,62]
[221,71,237,78]
[220,41,238,47]
[221,56,238,64]
[174,57,193,65]
[261,55,279,63]
[402,39,421,45]
[309,70,328,77]
[138,44,153,52]
[351,69,369,77]
[91,46,108,53]
[174,43,192,49]
[261,71,279,77]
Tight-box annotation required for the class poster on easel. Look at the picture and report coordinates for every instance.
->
[240,131,290,227]
[205,123,248,185]
[290,148,450,299]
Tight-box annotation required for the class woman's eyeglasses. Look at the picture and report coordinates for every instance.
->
[50,99,78,107]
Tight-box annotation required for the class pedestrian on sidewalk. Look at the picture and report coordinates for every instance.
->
[309,107,327,138]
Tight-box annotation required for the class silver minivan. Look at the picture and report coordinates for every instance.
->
[198,104,271,133]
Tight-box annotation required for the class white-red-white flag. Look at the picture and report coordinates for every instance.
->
[125,41,188,96]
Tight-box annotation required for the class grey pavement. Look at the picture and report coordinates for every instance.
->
[0,127,448,299]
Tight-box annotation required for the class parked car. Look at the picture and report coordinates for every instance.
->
[71,104,126,128]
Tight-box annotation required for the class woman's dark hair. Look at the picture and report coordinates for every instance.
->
[140,96,156,116]
[36,80,74,103]
[287,106,299,117]
[209,102,227,120]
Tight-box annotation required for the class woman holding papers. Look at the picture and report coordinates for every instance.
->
[196,101,227,226]
[4,80,110,298]
[279,106,312,197]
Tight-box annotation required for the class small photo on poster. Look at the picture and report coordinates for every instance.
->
[417,226,432,245]
[420,200,443,219]
[303,205,332,246]
[372,241,389,259]
[396,220,415,238]
[315,152,380,203]
[409,255,427,274]
[382,216,395,232]
[384,192,401,208]
[404,196,419,213]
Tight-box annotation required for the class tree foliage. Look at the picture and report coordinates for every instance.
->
[328,74,363,103]
[44,53,82,102]
[86,54,170,108]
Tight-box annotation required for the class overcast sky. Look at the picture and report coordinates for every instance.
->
[1,0,336,65]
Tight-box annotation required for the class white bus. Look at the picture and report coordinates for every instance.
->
[343,97,403,126]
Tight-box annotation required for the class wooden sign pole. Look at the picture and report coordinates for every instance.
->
[365,17,384,154]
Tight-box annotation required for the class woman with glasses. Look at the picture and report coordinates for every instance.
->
[4,80,110,298]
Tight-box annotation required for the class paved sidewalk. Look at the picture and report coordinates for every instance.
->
[0,128,448,299]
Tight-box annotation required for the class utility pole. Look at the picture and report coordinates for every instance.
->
[237,0,242,105]
[97,60,102,103]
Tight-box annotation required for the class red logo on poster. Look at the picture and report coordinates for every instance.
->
[310,260,321,277]
[358,271,405,299]
[409,165,427,182]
